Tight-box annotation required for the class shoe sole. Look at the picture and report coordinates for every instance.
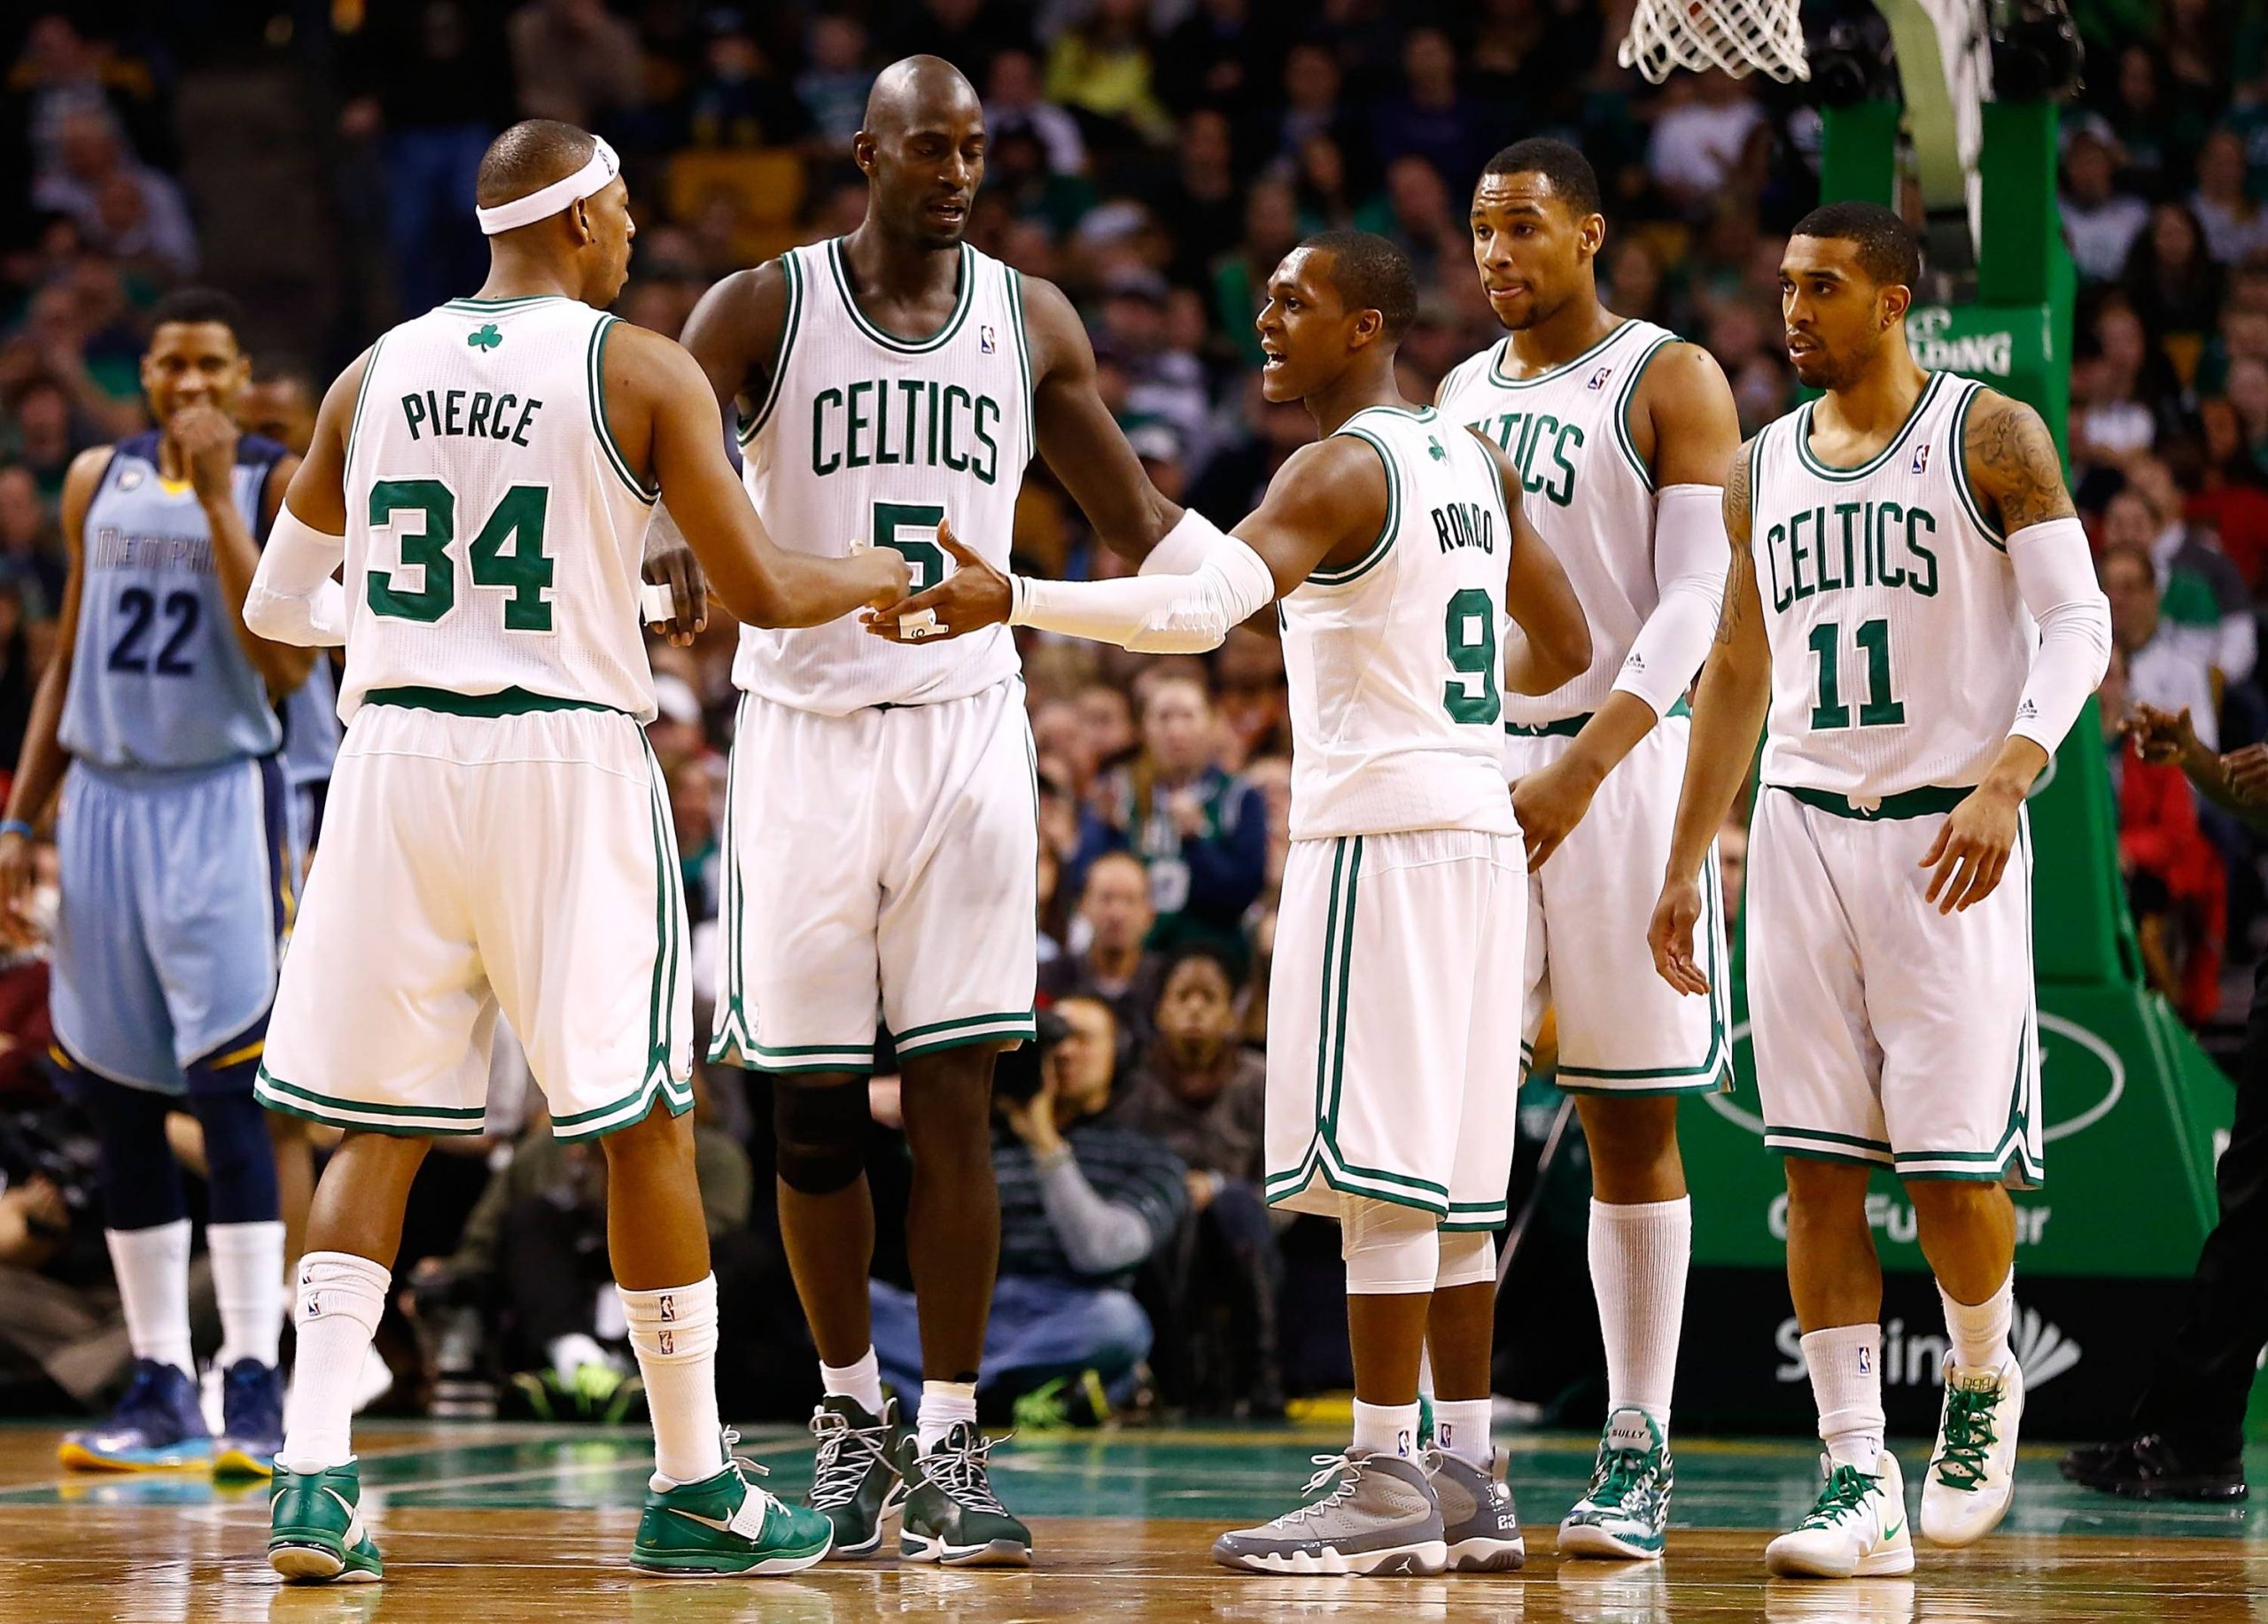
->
[1557,1521,1664,1562]
[628,1543,832,1576]
[1764,1541,1915,1580]
[270,1542,380,1583]
[900,1532,1035,1568]
[1214,1539,1449,1577]
[58,1441,212,1473]
[214,1446,276,1481]
[1445,1535,1526,1572]
[1920,1484,2013,1548]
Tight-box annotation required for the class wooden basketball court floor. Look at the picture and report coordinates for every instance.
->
[0,1420,2258,1622]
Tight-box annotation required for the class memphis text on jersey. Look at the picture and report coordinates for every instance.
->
[810,378,1006,485]
[1760,498,1942,610]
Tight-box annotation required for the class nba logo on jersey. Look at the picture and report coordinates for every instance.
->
[1857,1347,1873,1373]
[1588,365,1614,392]
[981,323,997,354]
[1910,441,1931,475]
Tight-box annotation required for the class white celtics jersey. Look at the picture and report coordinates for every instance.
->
[734,238,1031,714]
[1437,317,1679,725]
[340,294,659,722]
[1281,405,1520,843]
[1750,372,2031,801]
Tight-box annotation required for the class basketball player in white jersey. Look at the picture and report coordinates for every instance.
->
[1649,202,2109,1578]
[671,57,1229,1566]
[1435,138,1742,1560]
[239,120,909,1584]
[869,229,1591,1577]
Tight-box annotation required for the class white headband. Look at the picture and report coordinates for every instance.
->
[475,137,621,236]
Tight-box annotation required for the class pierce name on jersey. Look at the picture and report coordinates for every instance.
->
[737,237,1033,717]
[1747,372,2028,803]
[1436,319,1679,725]
[340,294,663,723]
[1279,406,1519,843]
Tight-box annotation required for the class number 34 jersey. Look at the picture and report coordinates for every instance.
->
[1749,373,2033,805]
[341,294,661,724]
[735,237,1032,717]
[1282,406,1519,843]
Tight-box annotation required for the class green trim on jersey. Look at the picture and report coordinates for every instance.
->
[362,685,625,718]
[1773,781,1971,820]
[343,331,391,486]
[1006,268,1037,467]
[827,238,975,354]
[707,695,755,1066]
[893,1009,1038,1060]
[1311,425,1400,586]
[1793,371,1947,482]
[1946,379,2010,551]
[1506,695,1690,738]
[587,315,658,504]
[738,251,804,447]
[1485,320,1633,390]
[253,1067,488,1138]
[1610,335,1678,487]
[443,295,571,311]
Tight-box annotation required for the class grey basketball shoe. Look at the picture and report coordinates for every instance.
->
[1425,1447,1526,1571]
[1211,1449,1448,1576]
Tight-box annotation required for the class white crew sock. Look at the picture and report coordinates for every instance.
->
[1939,1271,2014,1371]
[918,1380,978,1454]
[618,1275,726,1488]
[280,1250,390,1473]
[1352,1398,1422,1460]
[1801,1324,1885,1473]
[208,1220,285,1369]
[1588,1197,1689,1429]
[822,1348,886,1418]
[1433,1397,1493,1469]
[105,1219,194,1379]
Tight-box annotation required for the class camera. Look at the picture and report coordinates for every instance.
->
[990,1006,1072,1104]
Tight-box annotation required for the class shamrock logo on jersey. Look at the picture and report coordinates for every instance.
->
[468,323,503,352]
[1427,435,1447,462]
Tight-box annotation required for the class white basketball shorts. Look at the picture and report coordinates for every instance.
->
[1746,784,2042,1187]
[258,697,695,1143]
[1264,828,1527,1231]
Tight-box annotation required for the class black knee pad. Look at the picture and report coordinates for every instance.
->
[774,1080,869,1193]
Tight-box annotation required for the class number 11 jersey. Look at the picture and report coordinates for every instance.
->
[1748,372,2031,804]
[735,238,1032,716]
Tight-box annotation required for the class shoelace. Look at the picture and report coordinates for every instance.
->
[1588,1445,1655,1511]
[1933,1382,2001,1492]
[1269,1453,1369,1528]
[1798,1463,1877,1530]
[808,1409,894,1510]
[924,1430,1011,1516]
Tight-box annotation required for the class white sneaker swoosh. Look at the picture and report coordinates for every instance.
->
[666,1507,740,1535]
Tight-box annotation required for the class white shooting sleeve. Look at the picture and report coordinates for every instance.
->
[1009,533,1278,653]
[244,504,348,648]
[1608,482,1730,718]
[2005,515,2113,753]
[1137,505,1234,576]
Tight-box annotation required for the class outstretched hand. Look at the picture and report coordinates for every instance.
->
[862,518,1011,643]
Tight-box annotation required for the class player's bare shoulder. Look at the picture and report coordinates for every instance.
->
[679,257,794,408]
[1960,387,2075,533]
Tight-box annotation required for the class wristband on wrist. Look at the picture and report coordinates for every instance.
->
[0,820,32,842]
[1007,574,1031,625]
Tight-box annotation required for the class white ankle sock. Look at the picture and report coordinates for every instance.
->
[1433,1397,1492,1468]
[618,1275,725,1488]
[821,1348,885,1417]
[917,1380,977,1453]
[1588,1197,1689,1429]
[105,1220,194,1379]
[1939,1271,2014,1371]
[281,1250,390,1473]
[208,1220,285,1368]
[1801,1324,1884,1473]
[1352,1399,1422,1460]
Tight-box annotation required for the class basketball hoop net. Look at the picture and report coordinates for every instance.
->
[1619,0,1811,83]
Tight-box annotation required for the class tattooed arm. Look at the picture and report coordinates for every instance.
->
[1650,439,1775,994]
[1962,388,2078,534]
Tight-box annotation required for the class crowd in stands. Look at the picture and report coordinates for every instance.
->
[0,0,2263,1428]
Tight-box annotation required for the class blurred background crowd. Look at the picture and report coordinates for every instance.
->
[0,0,2260,1432]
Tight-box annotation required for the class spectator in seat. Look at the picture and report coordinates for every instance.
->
[796,14,875,157]
[2104,678,2225,1024]
[1041,850,1166,1051]
[2117,462,2256,690]
[2192,128,2268,267]
[1117,951,1281,1416]
[868,1005,1185,1427]
[2106,544,2221,749]
[2062,123,2151,285]
[508,0,644,132]
[29,110,196,280]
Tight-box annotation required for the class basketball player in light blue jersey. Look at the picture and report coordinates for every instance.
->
[0,289,315,1477]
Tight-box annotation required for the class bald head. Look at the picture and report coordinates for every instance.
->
[477,119,597,212]
[864,55,981,139]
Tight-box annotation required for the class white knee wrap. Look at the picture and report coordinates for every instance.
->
[1434,1229,1497,1290]
[1340,1196,1441,1295]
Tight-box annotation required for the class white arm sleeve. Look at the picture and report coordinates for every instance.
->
[1609,483,1729,718]
[2006,515,2112,753]
[1136,506,1233,576]
[1009,534,1278,653]
[244,504,348,648]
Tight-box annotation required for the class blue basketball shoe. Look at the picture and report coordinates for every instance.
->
[59,1358,213,1472]
[214,1358,286,1479]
